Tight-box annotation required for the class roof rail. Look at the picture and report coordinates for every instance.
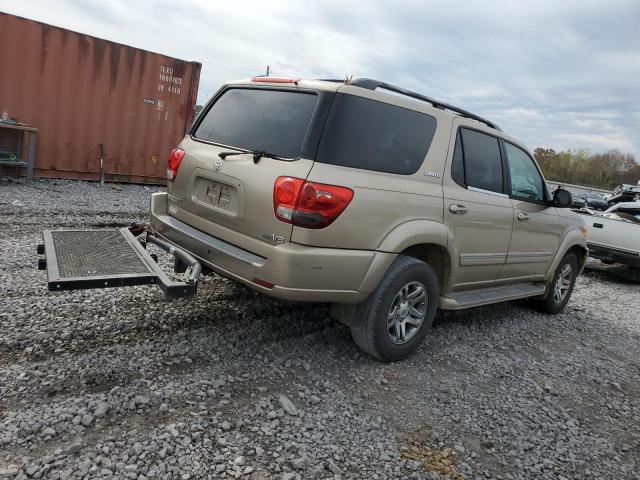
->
[326,78,500,131]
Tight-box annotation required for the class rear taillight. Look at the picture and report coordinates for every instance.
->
[167,148,185,182]
[274,176,354,229]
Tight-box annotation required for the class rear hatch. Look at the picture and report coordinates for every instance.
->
[168,85,332,247]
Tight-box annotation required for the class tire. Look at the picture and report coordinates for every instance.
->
[350,256,439,362]
[534,252,578,314]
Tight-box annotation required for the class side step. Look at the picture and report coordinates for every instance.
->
[439,282,546,310]
[38,228,201,298]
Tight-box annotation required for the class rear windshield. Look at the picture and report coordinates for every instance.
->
[193,88,318,158]
[316,93,437,175]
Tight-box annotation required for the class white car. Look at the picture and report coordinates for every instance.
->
[580,202,640,268]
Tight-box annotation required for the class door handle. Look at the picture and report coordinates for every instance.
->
[449,204,468,214]
[517,212,530,221]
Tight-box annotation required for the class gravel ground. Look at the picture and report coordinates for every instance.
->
[1,177,639,480]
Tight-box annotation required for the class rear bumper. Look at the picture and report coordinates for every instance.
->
[588,242,640,268]
[149,192,394,302]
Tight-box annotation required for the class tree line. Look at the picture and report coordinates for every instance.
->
[534,148,639,190]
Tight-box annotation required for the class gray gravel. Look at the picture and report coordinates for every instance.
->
[1,177,639,479]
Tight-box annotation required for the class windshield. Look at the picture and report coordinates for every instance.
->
[193,88,319,159]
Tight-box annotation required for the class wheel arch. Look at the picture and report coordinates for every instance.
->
[539,236,588,300]
[567,244,588,270]
[376,219,448,253]
[338,241,451,329]
[545,232,588,282]
[400,243,450,292]
[358,220,449,294]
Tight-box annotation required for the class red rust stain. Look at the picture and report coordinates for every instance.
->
[0,12,201,183]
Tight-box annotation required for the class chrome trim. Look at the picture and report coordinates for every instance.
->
[459,252,507,266]
[507,251,554,258]
[468,186,509,198]
[587,241,639,256]
[461,253,507,259]
[505,251,554,265]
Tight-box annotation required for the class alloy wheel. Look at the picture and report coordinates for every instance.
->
[387,281,427,345]
[553,263,573,304]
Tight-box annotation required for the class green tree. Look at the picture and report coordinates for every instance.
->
[534,147,638,189]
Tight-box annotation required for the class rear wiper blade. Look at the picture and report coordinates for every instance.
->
[218,149,284,164]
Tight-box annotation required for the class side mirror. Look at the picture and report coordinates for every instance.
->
[553,188,573,208]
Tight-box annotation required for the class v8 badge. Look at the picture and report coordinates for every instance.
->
[262,233,285,244]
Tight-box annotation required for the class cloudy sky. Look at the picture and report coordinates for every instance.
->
[2,0,638,156]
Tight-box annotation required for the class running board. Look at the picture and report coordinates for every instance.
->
[38,228,201,298]
[439,282,546,310]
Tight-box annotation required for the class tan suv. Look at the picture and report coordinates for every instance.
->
[150,77,588,361]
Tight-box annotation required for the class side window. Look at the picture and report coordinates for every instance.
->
[505,143,545,202]
[316,94,437,175]
[458,128,503,193]
[451,132,464,185]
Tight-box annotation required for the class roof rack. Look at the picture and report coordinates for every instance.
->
[319,78,501,131]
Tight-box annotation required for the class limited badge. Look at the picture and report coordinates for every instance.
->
[425,171,443,178]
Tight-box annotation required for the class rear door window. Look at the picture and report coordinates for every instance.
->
[193,88,318,158]
[316,94,437,175]
[453,128,504,194]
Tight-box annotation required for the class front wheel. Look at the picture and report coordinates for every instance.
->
[534,252,578,314]
[350,256,439,362]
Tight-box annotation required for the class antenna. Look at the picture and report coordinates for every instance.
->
[266,65,270,76]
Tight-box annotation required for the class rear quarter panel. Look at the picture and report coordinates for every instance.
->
[292,89,453,251]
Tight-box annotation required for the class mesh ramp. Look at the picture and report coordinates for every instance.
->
[40,228,198,297]
[52,230,150,278]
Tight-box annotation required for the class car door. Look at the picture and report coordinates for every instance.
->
[498,141,565,279]
[588,215,640,256]
[443,122,514,289]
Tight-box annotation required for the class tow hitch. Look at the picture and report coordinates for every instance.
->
[37,224,201,298]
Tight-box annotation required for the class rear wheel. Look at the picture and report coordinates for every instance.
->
[350,256,438,362]
[534,252,578,314]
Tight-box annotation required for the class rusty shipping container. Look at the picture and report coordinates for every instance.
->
[0,12,201,184]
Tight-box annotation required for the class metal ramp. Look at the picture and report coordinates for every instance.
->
[38,227,201,297]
